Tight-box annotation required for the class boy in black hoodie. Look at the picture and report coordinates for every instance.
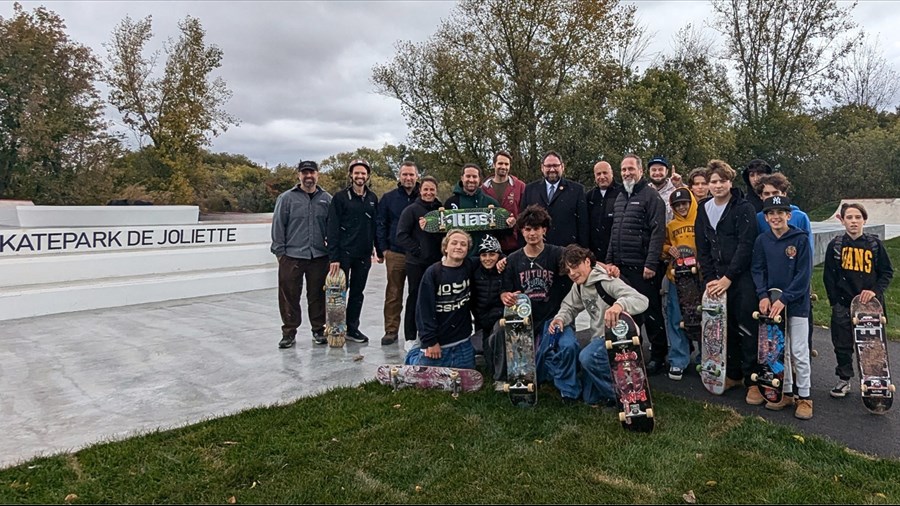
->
[751,196,813,420]
[471,235,506,386]
[823,203,894,399]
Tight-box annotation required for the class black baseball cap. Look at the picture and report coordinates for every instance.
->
[762,196,792,213]
[670,188,691,205]
[297,160,319,172]
[648,156,670,169]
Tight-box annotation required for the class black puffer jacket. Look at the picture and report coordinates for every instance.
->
[395,197,443,266]
[471,262,504,331]
[605,179,666,271]
[695,188,758,285]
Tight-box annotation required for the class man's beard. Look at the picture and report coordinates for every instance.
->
[623,180,635,194]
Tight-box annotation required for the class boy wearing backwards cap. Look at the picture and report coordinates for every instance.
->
[661,188,698,380]
[751,196,813,419]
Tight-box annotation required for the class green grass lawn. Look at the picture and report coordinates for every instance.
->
[812,236,900,340]
[1,384,898,504]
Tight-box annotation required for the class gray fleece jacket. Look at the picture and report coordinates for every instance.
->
[552,264,649,338]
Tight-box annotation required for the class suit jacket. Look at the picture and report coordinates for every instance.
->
[521,177,589,248]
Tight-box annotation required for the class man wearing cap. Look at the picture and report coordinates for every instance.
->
[741,158,773,213]
[375,161,420,346]
[606,153,668,375]
[586,160,622,263]
[661,187,698,380]
[271,160,333,349]
[647,156,682,223]
[327,158,384,343]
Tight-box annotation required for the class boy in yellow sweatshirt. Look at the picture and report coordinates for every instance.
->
[662,188,698,380]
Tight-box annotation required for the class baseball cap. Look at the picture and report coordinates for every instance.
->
[648,156,670,169]
[670,188,691,205]
[347,158,371,173]
[762,195,792,213]
[297,160,318,172]
[478,235,501,254]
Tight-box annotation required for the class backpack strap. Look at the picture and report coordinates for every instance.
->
[594,279,618,308]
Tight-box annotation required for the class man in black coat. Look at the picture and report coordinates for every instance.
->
[521,151,589,249]
[586,160,622,262]
[605,153,668,375]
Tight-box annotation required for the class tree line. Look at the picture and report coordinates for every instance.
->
[1,0,899,214]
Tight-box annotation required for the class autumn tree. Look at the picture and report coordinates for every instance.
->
[104,14,238,203]
[0,3,115,203]
[834,34,900,111]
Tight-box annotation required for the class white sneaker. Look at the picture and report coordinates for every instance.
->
[404,339,419,352]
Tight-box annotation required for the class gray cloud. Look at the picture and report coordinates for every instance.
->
[12,1,900,167]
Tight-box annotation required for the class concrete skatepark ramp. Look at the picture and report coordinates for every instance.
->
[827,198,900,225]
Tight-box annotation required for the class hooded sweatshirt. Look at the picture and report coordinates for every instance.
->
[552,264,649,338]
[750,225,811,317]
[662,191,698,281]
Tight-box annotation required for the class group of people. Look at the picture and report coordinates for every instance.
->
[270,151,894,421]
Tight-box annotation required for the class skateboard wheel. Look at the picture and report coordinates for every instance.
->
[852,317,859,326]
[391,367,399,377]
[771,379,781,388]
[488,204,495,209]
[503,384,510,393]
[438,207,445,212]
[499,319,506,328]
[631,336,640,346]
[618,412,626,422]
[523,316,531,326]
[890,384,897,393]
[527,383,535,393]
[696,364,702,373]
[881,316,887,325]
[605,340,613,350]
[861,384,867,393]
[646,408,654,418]
[691,266,697,274]
[773,315,782,324]
[752,311,760,320]
[669,269,675,277]
[750,373,759,382]
[679,321,685,329]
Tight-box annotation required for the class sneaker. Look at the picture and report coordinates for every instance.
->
[646,360,667,376]
[794,398,814,420]
[346,330,369,343]
[724,376,743,391]
[830,379,851,398]
[312,330,327,345]
[380,333,398,346]
[278,335,296,349]
[404,339,418,352]
[668,366,684,381]
[745,385,765,405]
[765,394,794,411]
[493,381,506,392]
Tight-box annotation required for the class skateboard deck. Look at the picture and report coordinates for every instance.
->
[751,288,787,404]
[324,270,347,348]
[500,293,537,407]
[697,291,727,395]
[422,205,511,233]
[670,245,702,338]
[605,313,654,432]
[851,296,894,414]
[375,365,484,396]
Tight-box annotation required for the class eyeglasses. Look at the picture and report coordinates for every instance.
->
[543,163,562,169]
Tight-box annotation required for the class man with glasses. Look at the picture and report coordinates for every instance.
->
[521,151,589,249]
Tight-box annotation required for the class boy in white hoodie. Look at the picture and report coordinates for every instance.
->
[549,245,649,407]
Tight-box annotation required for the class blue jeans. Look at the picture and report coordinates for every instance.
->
[404,340,475,369]
[666,284,691,370]
[579,337,616,405]
[535,321,581,400]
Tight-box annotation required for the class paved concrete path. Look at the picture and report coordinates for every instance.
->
[1,262,897,469]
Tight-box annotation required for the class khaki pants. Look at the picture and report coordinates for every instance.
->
[383,250,407,336]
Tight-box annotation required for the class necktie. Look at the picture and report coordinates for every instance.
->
[548,185,556,201]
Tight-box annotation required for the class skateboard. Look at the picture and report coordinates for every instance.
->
[324,269,347,348]
[605,313,654,432]
[499,293,537,407]
[422,205,511,233]
[697,291,727,395]
[670,245,703,339]
[375,365,484,397]
[751,288,787,404]
[851,296,894,414]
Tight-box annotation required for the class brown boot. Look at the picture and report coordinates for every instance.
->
[794,398,814,420]
[765,394,794,411]
[724,376,743,391]
[745,385,765,405]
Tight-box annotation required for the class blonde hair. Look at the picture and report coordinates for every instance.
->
[441,229,472,255]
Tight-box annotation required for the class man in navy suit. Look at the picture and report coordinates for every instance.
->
[521,151,589,249]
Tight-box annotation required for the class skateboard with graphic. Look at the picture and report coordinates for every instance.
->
[697,290,727,395]
[423,205,511,233]
[605,313,654,432]
[324,269,347,348]
[499,293,537,407]
[670,245,703,339]
[375,365,484,397]
[851,295,894,414]
[751,288,787,404]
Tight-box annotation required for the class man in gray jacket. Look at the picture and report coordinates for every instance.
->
[271,160,333,349]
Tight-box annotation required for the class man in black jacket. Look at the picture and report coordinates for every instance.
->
[327,158,384,343]
[605,153,668,375]
[695,160,759,402]
[586,160,622,262]
[521,151,589,249]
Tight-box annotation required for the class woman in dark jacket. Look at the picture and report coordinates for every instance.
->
[395,176,444,347]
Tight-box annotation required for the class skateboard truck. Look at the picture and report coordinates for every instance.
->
[750,372,781,388]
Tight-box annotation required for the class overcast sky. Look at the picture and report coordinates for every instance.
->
[11,1,900,168]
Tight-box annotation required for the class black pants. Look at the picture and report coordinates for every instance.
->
[830,304,855,379]
[620,266,666,363]
[725,273,758,382]
[278,255,328,337]
[403,262,429,342]
[339,257,372,334]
